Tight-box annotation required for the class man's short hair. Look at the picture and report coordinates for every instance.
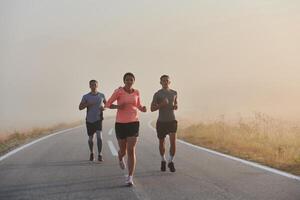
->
[89,80,98,85]
[160,75,170,81]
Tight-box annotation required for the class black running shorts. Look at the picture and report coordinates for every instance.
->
[115,121,140,140]
[156,120,178,139]
[86,120,103,136]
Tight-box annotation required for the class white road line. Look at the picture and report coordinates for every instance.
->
[108,140,118,156]
[147,120,156,132]
[177,140,300,181]
[147,120,300,181]
[0,125,83,162]
[108,128,114,136]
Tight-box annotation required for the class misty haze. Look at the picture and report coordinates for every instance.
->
[1,1,300,200]
[1,1,300,130]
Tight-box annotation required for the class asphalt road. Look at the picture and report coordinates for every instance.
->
[0,116,299,200]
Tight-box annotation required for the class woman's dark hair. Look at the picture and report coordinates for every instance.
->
[123,72,135,82]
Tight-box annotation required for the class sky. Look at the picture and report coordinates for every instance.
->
[1,0,300,131]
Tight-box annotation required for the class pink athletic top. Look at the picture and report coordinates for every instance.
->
[105,87,143,123]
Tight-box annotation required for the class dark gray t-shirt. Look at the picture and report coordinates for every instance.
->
[81,92,106,123]
[152,89,177,122]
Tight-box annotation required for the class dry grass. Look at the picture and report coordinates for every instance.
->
[0,120,83,156]
[178,113,300,176]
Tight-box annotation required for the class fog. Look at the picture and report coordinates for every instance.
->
[1,0,300,132]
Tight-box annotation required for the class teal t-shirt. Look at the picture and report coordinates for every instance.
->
[81,92,106,123]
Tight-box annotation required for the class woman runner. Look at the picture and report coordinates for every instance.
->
[105,72,147,186]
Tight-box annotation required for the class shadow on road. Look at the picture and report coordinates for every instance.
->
[0,160,110,171]
[0,174,130,199]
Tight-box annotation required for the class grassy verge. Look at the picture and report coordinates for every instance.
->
[0,121,83,156]
[177,113,300,176]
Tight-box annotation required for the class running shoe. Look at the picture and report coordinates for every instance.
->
[168,161,176,172]
[89,153,94,161]
[98,155,103,162]
[161,161,166,171]
[125,175,134,187]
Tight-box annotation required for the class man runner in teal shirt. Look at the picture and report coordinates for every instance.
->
[79,80,106,162]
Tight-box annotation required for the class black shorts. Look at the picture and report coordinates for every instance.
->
[156,120,178,139]
[86,120,103,136]
[115,121,140,140]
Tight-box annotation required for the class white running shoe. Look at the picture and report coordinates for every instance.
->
[125,175,134,186]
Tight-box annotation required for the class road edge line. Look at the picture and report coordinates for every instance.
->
[147,120,300,181]
[0,125,83,162]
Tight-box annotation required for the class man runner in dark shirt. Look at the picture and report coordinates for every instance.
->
[151,75,178,172]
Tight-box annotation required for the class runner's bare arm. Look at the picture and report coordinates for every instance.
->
[79,101,95,110]
[173,96,178,110]
[151,93,159,112]
[151,99,169,112]
[79,96,87,110]
[79,102,87,110]
[151,101,159,112]
[100,99,107,111]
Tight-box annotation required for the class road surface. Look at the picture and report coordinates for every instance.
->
[0,116,299,200]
